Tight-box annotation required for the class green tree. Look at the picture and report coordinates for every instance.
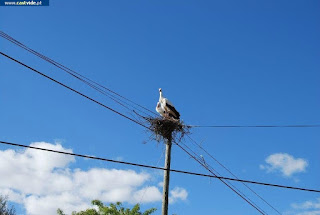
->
[0,195,16,215]
[57,200,157,215]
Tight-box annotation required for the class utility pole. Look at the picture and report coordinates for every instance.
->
[162,135,172,215]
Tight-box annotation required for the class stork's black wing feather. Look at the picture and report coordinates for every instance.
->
[166,103,180,119]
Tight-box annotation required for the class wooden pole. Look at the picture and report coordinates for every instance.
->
[162,136,172,215]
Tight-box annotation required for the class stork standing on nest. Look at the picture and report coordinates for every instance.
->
[156,102,166,117]
[156,88,180,120]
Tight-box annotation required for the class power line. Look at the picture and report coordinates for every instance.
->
[175,142,265,215]
[1,140,318,193]
[185,134,282,215]
[0,51,149,130]
[139,147,166,203]
[0,31,158,118]
[2,31,318,130]
[178,141,268,215]
[0,31,156,118]
[2,29,318,141]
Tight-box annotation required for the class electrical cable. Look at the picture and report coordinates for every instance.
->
[174,141,265,214]
[178,141,268,214]
[0,31,157,118]
[3,32,318,130]
[1,140,318,193]
[0,51,149,130]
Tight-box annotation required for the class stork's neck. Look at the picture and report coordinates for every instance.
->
[159,91,163,100]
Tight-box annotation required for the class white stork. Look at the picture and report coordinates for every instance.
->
[158,88,180,120]
[155,102,166,117]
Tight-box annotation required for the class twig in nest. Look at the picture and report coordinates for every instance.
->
[146,117,190,143]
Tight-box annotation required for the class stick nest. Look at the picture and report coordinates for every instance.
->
[146,117,190,143]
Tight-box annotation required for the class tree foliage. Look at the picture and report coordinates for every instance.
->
[57,200,157,215]
[0,195,16,215]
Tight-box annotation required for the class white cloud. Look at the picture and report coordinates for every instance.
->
[133,186,162,203]
[292,198,320,210]
[0,141,188,215]
[169,187,188,204]
[296,211,320,215]
[0,188,24,204]
[285,198,320,215]
[23,193,91,215]
[260,153,308,177]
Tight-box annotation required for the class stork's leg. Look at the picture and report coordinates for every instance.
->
[164,112,170,119]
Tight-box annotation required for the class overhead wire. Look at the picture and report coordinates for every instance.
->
[0,51,149,129]
[1,140,318,194]
[174,141,266,214]
[178,140,268,214]
[2,31,318,130]
[0,31,157,118]
[139,146,166,203]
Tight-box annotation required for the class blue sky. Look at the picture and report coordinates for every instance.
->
[0,0,319,214]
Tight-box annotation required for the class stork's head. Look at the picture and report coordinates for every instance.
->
[159,88,162,92]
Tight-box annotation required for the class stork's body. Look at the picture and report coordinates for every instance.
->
[156,102,166,117]
[158,88,180,120]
